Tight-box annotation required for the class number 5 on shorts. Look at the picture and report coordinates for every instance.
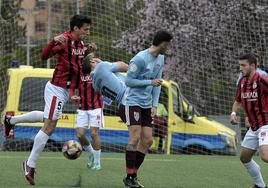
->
[57,101,62,110]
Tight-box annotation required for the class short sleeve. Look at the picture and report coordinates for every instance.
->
[235,80,242,103]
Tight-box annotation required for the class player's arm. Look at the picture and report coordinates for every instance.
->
[125,57,153,87]
[151,67,163,116]
[40,34,66,60]
[152,67,163,108]
[230,100,241,125]
[230,81,242,125]
[113,61,128,72]
[69,88,80,102]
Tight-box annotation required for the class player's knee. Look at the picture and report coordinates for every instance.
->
[129,134,140,145]
[42,126,54,136]
[141,137,153,147]
[240,154,251,163]
[146,137,153,147]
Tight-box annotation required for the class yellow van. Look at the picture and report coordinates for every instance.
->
[1,66,237,154]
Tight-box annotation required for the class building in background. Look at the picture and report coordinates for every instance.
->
[18,0,82,42]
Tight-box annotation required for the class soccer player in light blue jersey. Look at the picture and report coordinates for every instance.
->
[88,57,128,104]
[122,30,173,188]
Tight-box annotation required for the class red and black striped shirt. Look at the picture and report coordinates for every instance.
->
[78,74,103,110]
[236,72,268,131]
[40,31,85,90]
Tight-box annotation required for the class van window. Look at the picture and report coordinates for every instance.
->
[19,77,77,113]
[172,84,181,116]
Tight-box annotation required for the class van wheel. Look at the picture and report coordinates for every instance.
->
[183,145,212,155]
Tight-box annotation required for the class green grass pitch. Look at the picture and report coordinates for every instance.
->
[0,152,267,188]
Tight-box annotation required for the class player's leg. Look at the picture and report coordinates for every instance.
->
[259,125,268,163]
[23,82,68,185]
[240,128,266,188]
[88,108,103,170]
[76,109,94,168]
[257,125,268,188]
[123,105,142,188]
[130,108,152,187]
[89,127,101,170]
[3,111,44,137]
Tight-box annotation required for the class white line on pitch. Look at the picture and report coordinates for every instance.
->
[0,155,180,162]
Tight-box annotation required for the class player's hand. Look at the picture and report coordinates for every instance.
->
[152,79,163,87]
[151,107,157,117]
[71,95,81,103]
[54,34,67,44]
[85,43,97,54]
[230,113,237,125]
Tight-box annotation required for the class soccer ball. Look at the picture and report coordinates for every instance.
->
[62,140,82,160]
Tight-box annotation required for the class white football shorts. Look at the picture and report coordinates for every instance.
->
[44,81,69,121]
[241,125,268,150]
[76,108,104,128]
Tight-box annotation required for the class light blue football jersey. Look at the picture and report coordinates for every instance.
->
[125,49,164,108]
[91,61,126,104]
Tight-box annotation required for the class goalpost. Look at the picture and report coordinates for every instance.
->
[1,0,268,155]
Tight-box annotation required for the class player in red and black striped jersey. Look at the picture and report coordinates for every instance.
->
[231,53,268,188]
[70,56,103,170]
[22,15,95,186]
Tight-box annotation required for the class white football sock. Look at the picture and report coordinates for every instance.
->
[27,130,49,168]
[243,160,266,187]
[92,149,101,165]
[83,144,93,153]
[10,111,44,124]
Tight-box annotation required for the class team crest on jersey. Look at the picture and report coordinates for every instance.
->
[134,111,140,122]
[252,82,257,89]
[96,115,100,120]
[129,64,137,72]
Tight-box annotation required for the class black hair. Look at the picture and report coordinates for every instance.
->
[152,30,173,46]
[70,15,92,31]
[239,53,257,66]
